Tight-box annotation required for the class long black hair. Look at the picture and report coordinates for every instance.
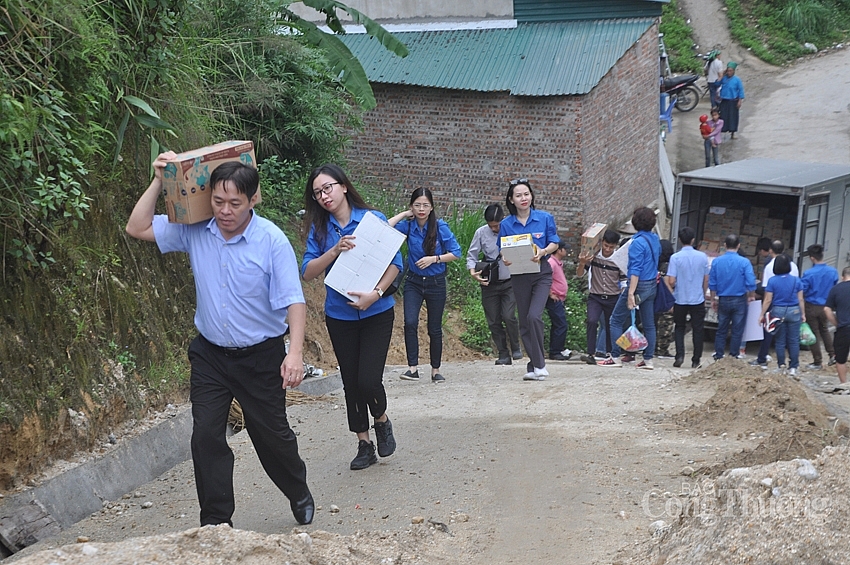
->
[410,187,438,255]
[303,163,373,246]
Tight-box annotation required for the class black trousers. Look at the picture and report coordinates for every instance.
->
[673,302,706,364]
[326,308,394,433]
[188,335,309,527]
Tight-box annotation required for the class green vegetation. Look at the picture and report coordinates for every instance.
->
[663,0,850,72]
[0,0,408,485]
[725,0,850,64]
[660,0,703,74]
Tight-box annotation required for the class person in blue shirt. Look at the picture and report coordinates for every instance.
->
[666,226,710,369]
[709,234,757,360]
[389,188,462,384]
[599,207,662,369]
[126,153,314,527]
[301,163,402,471]
[719,61,745,139]
[758,254,806,376]
[498,178,560,380]
[801,244,839,369]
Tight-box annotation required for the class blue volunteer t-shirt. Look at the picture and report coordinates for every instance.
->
[766,274,803,307]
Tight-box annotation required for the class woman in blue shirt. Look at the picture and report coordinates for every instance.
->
[389,188,462,383]
[719,61,745,138]
[758,254,806,376]
[498,179,560,381]
[301,163,402,471]
[600,207,662,369]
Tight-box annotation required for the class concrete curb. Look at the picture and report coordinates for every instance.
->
[0,373,341,555]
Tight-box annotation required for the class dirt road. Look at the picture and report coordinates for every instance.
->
[8,2,850,563]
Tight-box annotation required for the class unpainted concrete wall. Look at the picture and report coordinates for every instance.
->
[288,0,513,22]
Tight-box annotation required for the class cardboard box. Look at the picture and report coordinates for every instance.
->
[581,223,607,255]
[500,234,540,275]
[161,141,258,224]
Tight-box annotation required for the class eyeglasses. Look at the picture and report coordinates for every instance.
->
[509,178,529,188]
[412,203,432,210]
[312,182,339,200]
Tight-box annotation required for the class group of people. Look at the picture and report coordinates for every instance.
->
[702,49,745,167]
[125,151,849,531]
[125,160,579,529]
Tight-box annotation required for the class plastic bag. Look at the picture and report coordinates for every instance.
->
[616,310,648,352]
[800,322,816,347]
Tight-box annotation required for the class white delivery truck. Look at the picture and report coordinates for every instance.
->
[670,158,850,331]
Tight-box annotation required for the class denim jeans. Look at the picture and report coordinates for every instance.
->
[610,279,657,360]
[714,295,747,358]
[587,293,618,355]
[545,298,568,355]
[403,273,447,368]
[772,304,802,369]
[704,138,720,167]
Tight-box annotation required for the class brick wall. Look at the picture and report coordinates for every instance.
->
[344,23,660,246]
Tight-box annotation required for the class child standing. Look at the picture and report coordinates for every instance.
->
[703,107,724,167]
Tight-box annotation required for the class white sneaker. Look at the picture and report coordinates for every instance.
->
[788,368,798,378]
[534,366,549,377]
[766,355,773,362]
[560,349,572,359]
[523,370,543,381]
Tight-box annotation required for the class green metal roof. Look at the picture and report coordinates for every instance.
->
[515,0,667,22]
[339,19,655,96]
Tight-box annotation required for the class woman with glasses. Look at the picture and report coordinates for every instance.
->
[499,178,560,381]
[301,164,401,471]
[388,188,462,383]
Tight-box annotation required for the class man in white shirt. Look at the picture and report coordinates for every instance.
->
[705,50,724,106]
[751,240,798,368]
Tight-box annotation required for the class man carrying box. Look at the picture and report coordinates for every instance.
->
[126,151,314,528]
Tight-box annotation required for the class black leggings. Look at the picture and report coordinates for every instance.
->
[326,308,394,433]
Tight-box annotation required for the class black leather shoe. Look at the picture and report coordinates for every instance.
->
[495,357,512,365]
[673,357,684,368]
[512,350,523,360]
[290,491,314,525]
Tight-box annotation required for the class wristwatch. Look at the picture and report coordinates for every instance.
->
[375,287,384,298]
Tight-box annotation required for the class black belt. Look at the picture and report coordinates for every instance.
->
[200,334,284,358]
[591,293,618,301]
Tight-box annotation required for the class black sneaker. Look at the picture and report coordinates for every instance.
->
[495,357,512,365]
[691,360,702,369]
[400,369,420,381]
[673,357,684,368]
[512,350,523,360]
[431,373,445,383]
[350,440,377,470]
[828,356,837,367]
[580,354,596,365]
[549,352,570,361]
[373,418,396,457]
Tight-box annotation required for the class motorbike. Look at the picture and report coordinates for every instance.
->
[660,74,701,112]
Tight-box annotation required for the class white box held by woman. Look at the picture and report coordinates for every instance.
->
[500,234,540,275]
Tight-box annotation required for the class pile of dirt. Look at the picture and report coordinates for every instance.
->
[13,523,455,565]
[619,445,850,564]
[674,358,848,475]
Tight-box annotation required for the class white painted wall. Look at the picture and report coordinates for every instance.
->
[288,0,513,22]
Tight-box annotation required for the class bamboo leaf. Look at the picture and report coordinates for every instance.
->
[133,114,177,135]
[113,110,131,167]
[121,95,162,118]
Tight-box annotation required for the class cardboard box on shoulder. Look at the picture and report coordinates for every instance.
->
[500,234,540,275]
[161,141,259,224]
[581,223,607,255]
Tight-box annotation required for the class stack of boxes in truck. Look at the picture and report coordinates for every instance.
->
[697,206,793,281]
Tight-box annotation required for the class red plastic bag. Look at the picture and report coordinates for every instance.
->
[616,310,648,352]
